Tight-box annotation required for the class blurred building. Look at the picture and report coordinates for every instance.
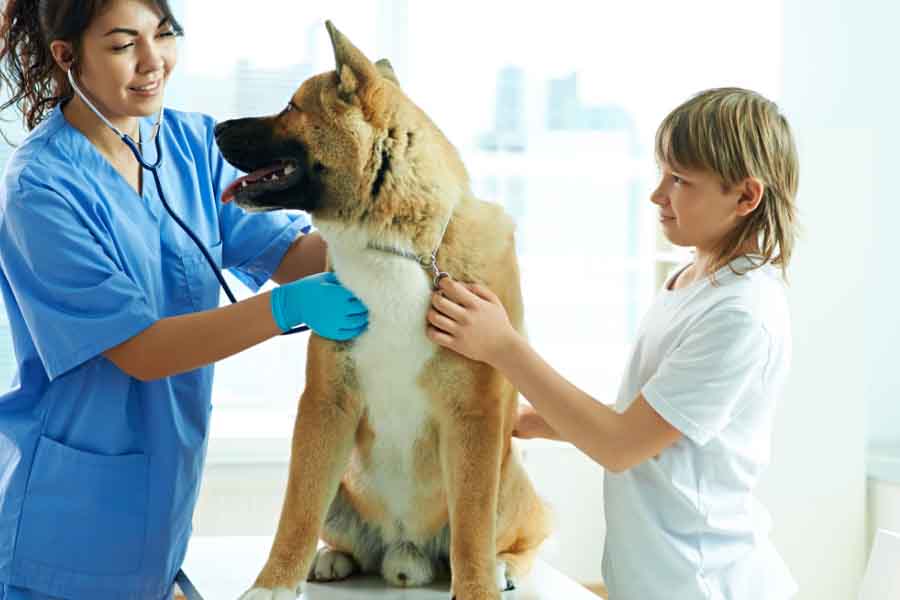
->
[548,72,639,155]
[478,66,527,153]
[547,73,580,131]
[470,68,646,340]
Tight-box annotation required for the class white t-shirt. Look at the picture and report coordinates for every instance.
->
[601,256,797,600]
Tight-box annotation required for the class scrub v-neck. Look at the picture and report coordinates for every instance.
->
[63,109,155,203]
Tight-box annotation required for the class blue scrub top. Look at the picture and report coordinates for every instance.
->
[0,105,310,600]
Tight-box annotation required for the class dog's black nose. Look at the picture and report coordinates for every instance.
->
[213,120,233,139]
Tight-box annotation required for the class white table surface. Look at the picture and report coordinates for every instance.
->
[182,536,599,599]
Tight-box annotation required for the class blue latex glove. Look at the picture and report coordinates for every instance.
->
[270,272,368,341]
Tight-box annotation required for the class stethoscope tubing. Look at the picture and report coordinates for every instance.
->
[67,69,308,335]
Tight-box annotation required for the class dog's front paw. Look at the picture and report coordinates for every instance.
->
[309,547,358,582]
[237,587,298,600]
[448,562,514,600]
[449,588,503,600]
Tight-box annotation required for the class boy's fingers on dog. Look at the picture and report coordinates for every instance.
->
[431,292,467,321]
[468,283,499,304]
[426,324,455,347]
[437,276,476,307]
[427,308,457,333]
[431,291,457,308]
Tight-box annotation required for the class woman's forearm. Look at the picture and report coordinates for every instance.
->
[271,232,328,284]
[493,334,628,471]
[104,292,282,380]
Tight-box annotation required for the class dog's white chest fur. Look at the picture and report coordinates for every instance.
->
[317,225,437,525]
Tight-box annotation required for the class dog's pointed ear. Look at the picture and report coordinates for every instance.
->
[326,20,380,102]
[375,59,400,87]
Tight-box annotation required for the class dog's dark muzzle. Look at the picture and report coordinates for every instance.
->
[214,118,323,213]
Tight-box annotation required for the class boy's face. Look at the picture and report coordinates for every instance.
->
[651,161,749,252]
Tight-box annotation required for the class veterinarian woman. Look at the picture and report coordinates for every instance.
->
[428,87,799,599]
[0,1,368,598]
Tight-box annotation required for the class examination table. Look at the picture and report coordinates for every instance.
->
[180,536,600,599]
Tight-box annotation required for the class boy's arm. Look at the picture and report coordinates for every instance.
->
[495,335,681,472]
[427,277,681,473]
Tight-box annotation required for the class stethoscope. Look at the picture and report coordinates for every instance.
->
[67,69,309,335]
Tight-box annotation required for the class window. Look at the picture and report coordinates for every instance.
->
[0,1,782,436]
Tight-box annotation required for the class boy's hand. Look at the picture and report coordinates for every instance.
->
[513,402,562,441]
[425,277,519,365]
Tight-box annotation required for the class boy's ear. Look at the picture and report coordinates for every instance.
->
[736,177,765,216]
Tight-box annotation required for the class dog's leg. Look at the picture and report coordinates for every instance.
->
[494,501,552,591]
[239,343,362,599]
[493,459,553,592]
[439,393,506,600]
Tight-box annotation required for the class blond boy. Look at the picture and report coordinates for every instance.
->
[427,87,800,600]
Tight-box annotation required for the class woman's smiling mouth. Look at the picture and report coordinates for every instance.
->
[129,80,162,95]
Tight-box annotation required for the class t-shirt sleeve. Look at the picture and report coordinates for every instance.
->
[0,184,157,381]
[206,120,312,292]
[641,308,770,446]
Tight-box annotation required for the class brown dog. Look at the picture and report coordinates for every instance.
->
[215,21,550,600]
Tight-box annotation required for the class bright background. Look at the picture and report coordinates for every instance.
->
[1,1,897,597]
[162,0,783,418]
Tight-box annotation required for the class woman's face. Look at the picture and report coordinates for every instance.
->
[70,0,178,121]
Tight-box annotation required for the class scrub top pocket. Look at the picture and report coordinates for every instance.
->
[182,240,223,311]
[16,436,149,576]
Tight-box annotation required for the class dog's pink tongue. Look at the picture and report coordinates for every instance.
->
[220,164,285,203]
[220,178,244,204]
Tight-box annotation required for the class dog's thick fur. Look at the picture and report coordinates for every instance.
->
[215,22,550,600]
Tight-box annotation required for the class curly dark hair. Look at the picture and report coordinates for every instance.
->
[0,0,183,133]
